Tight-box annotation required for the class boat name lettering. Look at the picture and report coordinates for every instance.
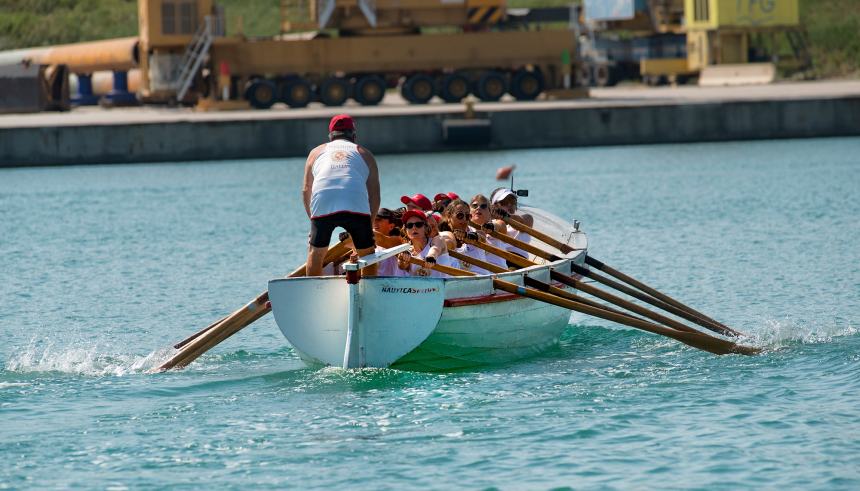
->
[380,286,439,294]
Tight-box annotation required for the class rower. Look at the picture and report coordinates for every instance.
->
[395,210,452,278]
[433,191,460,214]
[373,207,404,248]
[302,114,380,276]
[490,188,534,264]
[438,199,493,275]
[400,192,447,253]
[469,193,509,270]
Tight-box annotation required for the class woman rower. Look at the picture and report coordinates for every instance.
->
[438,199,493,275]
[490,188,534,264]
[395,209,452,277]
[469,194,510,270]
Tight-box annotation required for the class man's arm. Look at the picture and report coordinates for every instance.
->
[302,145,324,218]
[359,146,380,220]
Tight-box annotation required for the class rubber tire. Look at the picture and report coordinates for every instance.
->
[279,77,313,108]
[319,77,350,106]
[401,74,435,104]
[354,75,386,106]
[475,71,507,102]
[576,65,592,87]
[438,73,470,103]
[245,79,277,109]
[510,70,544,101]
[592,64,613,88]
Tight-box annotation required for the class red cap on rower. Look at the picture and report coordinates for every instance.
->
[400,193,433,211]
[401,209,428,225]
[329,114,355,132]
[434,192,460,202]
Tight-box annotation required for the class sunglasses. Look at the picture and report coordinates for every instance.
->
[454,212,468,220]
[470,203,488,210]
[404,221,426,229]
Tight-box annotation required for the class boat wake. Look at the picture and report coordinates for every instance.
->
[743,317,857,351]
[4,339,173,377]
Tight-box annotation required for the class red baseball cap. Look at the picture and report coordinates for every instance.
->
[400,209,428,225]
[400,193,433,211]
[329,114,355,132]
[434,192,460,202]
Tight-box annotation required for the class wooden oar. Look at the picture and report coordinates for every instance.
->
[154,240,351,372]
[405,256,477,276]
[456,239,707,336]
[583,255,741,336]
[448,249,652,323]
[498,216,584,254]
[492,280,759,355]
[501,217,742,337]
[416,257,758,355]
[568,263,738,337]
[171,258,320,350]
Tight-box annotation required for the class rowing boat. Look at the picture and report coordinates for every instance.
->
[268,206,587,371]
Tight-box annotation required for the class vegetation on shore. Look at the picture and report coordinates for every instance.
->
[0,0,857,77]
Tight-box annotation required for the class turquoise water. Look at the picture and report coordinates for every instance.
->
[2,137,859,489]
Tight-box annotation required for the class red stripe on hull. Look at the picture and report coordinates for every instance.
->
[444,280,571,308]
[444,292,521,307]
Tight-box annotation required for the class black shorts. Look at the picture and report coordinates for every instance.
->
[310,212,375,250]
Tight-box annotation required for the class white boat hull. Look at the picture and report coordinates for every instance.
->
[268,207,588,371]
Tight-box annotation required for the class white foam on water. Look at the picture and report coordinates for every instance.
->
[747,317,858,350]
[4,339,174,377]
[0,382,32,389]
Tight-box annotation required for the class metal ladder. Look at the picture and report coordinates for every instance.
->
[176,16,214,101]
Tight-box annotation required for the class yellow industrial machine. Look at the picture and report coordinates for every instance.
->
[581,0,806,86]
[685,0,801,70]
[135,0,576,108]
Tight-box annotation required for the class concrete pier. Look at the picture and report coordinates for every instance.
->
[1,80,859,167]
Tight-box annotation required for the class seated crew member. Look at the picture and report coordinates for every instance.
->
[395,210,452,278]
[438,199,493,275]
[469,193,510,270]
[401,193,433,212]
[374,207,404,248]
[401,192,442,235]
[303,114,379,276]
[433,192,460,214]
[490,188,534,263]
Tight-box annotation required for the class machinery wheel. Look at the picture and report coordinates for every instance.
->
[510,69,544,101]
[475,71,507,102]
[319,77,350,106]
[576,65,592,87]
[592,64,614,87]
[245,79,277,109]
[279,77,313,108]
[401,74,435,104]
[354,75,387,106]
[438,73,470,103]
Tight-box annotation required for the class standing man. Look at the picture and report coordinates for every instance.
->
[303,114,380,276]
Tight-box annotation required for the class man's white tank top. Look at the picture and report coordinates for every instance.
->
[310,140,370,218]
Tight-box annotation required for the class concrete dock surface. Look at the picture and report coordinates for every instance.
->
[1,80,858,166]
[2,80,858,129]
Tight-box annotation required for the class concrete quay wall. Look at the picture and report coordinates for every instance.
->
[2,97,859,167]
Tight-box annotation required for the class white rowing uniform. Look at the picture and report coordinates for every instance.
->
[470,226,509,269]
[310,140,370,218]
[453,242,492,275]
[395,242,452,278]
[376,245,398,276]
[506,226,531,260]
